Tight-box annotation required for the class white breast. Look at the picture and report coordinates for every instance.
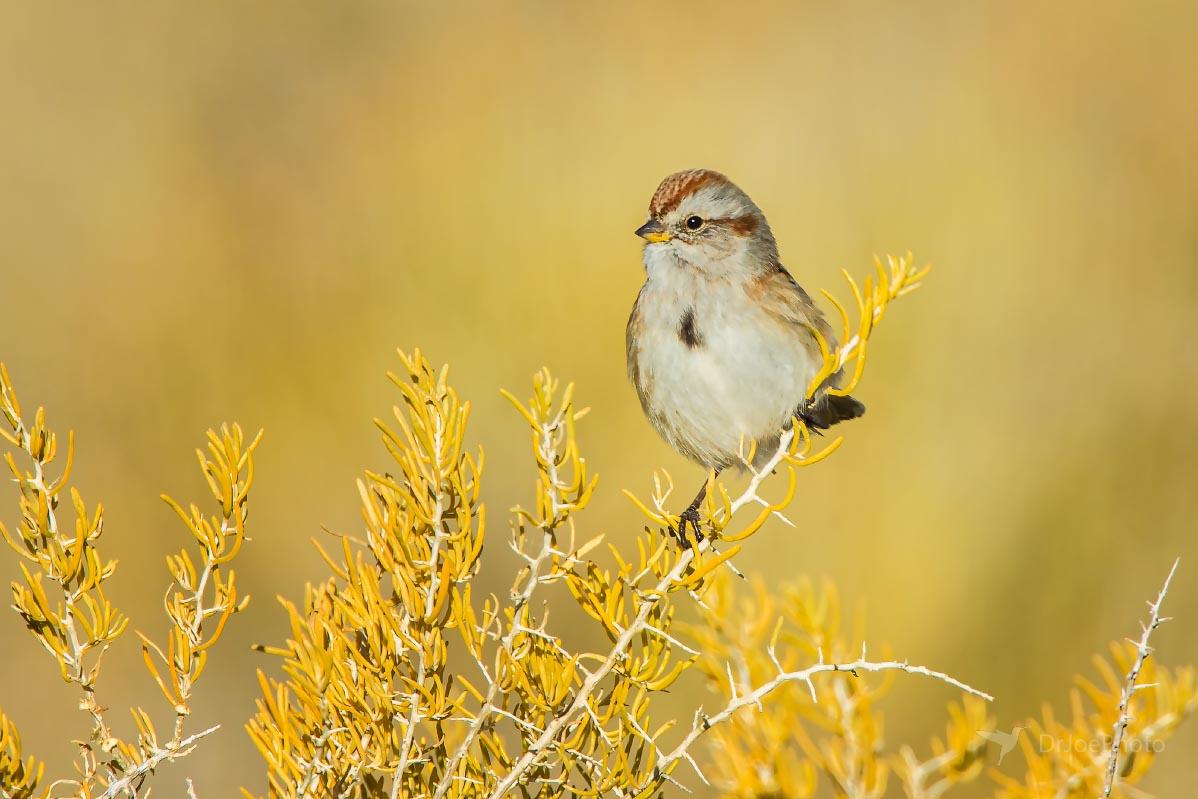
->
[631,248,817,469]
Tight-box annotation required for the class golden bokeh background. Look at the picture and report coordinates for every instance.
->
[1,2,1195,796]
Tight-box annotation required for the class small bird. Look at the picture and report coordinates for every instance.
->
[626,169,865,534]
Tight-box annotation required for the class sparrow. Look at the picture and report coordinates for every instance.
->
[626,169,864,534]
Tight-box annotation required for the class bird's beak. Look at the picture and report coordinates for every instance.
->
[635,219,671,244]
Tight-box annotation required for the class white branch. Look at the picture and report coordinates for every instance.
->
[652,656,990,787]
[99,725,220,799]
[1102,558,1180,798]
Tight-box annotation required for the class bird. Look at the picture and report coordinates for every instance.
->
[625,169,865,537]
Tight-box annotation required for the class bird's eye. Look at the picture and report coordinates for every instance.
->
[685,215,703,230]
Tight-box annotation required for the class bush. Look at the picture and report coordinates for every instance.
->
[1,256,1192,799]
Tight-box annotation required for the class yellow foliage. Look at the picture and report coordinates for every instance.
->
[0,710,42,799]
[992,641,1197,799]
[1,255,1192,799]
[688,576,994,799]
[685,573,1195,799]
[0,364,259,799]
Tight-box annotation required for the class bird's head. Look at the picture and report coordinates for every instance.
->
[635,169,778,277]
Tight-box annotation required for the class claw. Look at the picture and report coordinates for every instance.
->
[668,472,719,547]
[673,506,703,548]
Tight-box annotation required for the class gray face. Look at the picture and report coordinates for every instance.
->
[638,186,778,277]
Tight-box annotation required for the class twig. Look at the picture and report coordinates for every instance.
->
[1102,558,1180,798]
[653,656,990,786]
[99,725,220,799]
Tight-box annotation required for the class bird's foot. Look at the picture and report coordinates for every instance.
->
[672,505,704,548]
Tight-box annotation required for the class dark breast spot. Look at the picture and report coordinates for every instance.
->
[679,307,704,349]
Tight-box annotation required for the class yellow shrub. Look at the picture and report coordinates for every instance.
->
[1,255,1191,799]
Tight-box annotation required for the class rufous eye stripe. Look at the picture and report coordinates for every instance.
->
[714,214,760,236]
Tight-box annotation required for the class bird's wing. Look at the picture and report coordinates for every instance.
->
[749,265,866,414]
[625,285,651,404]
[749,265,838,361]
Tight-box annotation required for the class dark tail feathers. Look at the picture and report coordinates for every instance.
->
[800,393,866,431]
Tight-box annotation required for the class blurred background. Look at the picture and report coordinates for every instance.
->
[1,1,1195,796]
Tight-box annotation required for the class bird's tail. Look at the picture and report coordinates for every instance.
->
[800,393,866,431]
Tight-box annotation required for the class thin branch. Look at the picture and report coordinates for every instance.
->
[99,725,220,799]
[1102,558,1180,798]
[653,656,990,786]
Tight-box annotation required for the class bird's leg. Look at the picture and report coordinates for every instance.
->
[675,471,719,546]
